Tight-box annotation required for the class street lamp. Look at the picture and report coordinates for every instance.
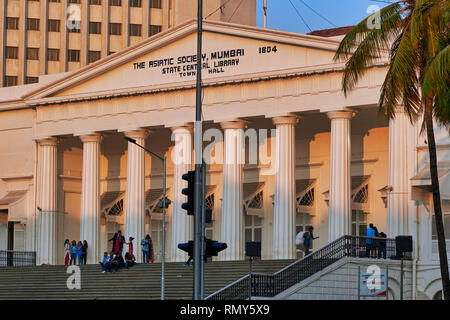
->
[123,136,169,300]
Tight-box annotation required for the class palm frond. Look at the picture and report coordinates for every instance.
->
[334,2,406,95]
[379,27,422,121]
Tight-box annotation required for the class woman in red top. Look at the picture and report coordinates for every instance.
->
[126,237,134,255]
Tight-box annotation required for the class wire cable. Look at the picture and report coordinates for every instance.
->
[228,0,246,23]
[287,0,312,32]
[205,0,234,20]
[296,0,337,28]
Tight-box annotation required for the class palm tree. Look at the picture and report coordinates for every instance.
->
[334,0,449,299]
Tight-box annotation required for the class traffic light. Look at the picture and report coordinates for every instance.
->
[178,238,227,262]
[181,171,195,216]
[178,241,194,257]
[205,239,227,259]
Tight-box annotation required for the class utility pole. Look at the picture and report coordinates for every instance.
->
[193,0,204,300]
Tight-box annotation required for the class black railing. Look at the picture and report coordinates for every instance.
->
[0,250,36,267]
[206,235,405,300]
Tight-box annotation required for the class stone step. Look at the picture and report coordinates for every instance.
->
[0,259,295,300]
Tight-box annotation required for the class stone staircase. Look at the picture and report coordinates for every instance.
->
[0,259,294,300]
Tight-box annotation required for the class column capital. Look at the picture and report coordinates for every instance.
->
[169,124,194,134]
[124,129,150,140]
[80,133,103,144]
[36,137,59,146]
[272,115,300,126]
[326,110,356,120]
[220,120,247,130]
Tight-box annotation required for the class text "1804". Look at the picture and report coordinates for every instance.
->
[258,45,278,54]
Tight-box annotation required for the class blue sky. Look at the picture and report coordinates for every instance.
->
[255,0,391,34]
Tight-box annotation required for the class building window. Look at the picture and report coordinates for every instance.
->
[6,17,19,30]
[4,76,18,87]
[89,22,101,34]
[25,77,39,84]
[47,48,60,61]
[296,212,312,235]
[26,48,39,60]
[353,184,369,203]
[244,183,265,217]
[149,25,162,36]
[88,51,101,63]
[68,0,81,3]
[431,213,450,241]
[48,19,61,32]
[298,188,314,207]
[205,193,215,210]
[109,23,122,35]
[350,177,370,236]
[48,0,61,3]
[129,0,141,7]
[244,215,262,244]
[5,47,18,59]
[90,0,101,4]
[295,212,313,259]
[27,18,40,31]
[109,0,122,6]
[150,0,161,8]
[205,193,215,239]
[68,49,80,62]
[106,199,123,216]
[129,24,142,36]
[351,210,368,236]
[150,218,162,261]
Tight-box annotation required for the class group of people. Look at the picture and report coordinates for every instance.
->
[366,223,388,259]
[99,251,136,273]
[295,224,388,260]
[98,230,155,273]
[64,239,88,265]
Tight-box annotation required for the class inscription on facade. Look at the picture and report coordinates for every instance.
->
[133,49,246,78]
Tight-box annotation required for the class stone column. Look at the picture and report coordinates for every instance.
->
[124,129,149,263]
[272,116,299,259]
[387,107,410,237]
[170,126,193,262]
[37,137,58,265]
[327,111,353,242]
[124,129,149,262]
[80,133,102,264]
[220,120,246,261]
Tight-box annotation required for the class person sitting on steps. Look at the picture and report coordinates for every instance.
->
[125,252,136,269]
[110,252,125,272]
[99,252,111,273]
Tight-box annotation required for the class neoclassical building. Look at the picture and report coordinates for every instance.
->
[0,19,448,299]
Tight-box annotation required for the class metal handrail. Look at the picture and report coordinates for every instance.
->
[206,235,402,300]
[0,250,36,267]
[205,274,250,299]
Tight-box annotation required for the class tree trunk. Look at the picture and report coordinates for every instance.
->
[424,97,450,300]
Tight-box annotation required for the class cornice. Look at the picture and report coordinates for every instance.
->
[22,62,388,109]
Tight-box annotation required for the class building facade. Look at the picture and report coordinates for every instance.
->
[0,20,448,299]
[0,0,256,87]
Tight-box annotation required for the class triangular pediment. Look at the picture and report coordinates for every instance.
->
[23,19,342,101]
